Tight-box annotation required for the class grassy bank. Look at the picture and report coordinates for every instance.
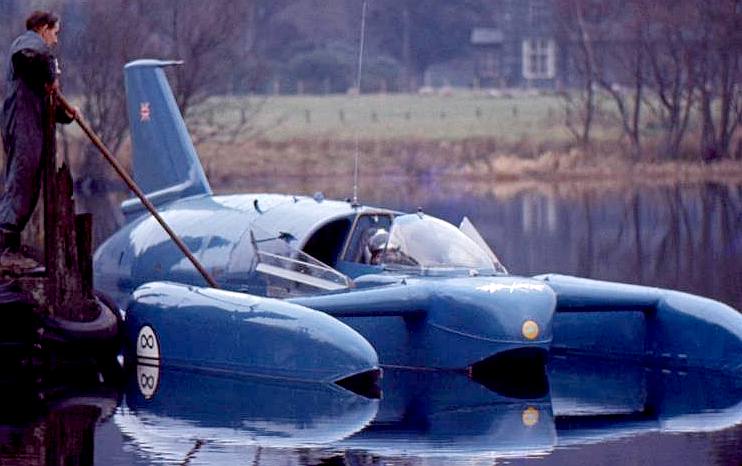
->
[190,91,738,178]
[55,91,742,189]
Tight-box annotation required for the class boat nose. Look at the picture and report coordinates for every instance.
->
[125,282,380,389]
[246,298,383,397]
[431,277,556,345]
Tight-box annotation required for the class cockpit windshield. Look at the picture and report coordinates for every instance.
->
[370,214,504,272]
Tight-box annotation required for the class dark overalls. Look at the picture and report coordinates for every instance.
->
[0,30,72,250]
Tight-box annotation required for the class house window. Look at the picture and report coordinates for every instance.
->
[522,38,555,80]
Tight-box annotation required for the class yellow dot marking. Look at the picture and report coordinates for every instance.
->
[522,320,539,340]
[522,406,540,427]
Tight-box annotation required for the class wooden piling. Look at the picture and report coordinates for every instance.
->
[42,91,97,322]
[0,90,119,382]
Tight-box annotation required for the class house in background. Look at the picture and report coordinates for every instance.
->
[471,0,568,89]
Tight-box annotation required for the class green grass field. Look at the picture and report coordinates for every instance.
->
[195,91,579,143]
[57,90,741,189]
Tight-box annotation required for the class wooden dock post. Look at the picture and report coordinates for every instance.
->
[41,90,97,321]
[0,90,119,380]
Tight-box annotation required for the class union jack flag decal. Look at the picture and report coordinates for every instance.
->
[140,102,151,122]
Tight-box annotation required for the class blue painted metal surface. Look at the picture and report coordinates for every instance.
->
[122,59,211,220]
[93,59,742,378]
[290,275,554,369]
[538,274,742,375]
[125,282,378,383]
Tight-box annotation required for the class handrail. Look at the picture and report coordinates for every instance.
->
[255,249,352,290]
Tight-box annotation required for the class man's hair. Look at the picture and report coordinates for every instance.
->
[25,11,59,32]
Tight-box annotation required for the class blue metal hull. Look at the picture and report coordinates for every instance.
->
[540,274,742,376]
[290,275,555,369]
[125,282,379,384]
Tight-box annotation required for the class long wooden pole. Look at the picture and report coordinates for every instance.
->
[55,93,219,289]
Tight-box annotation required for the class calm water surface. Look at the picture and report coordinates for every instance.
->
[4,179,741,465]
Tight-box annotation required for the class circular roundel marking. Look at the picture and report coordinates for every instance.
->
[136,363,160,399]
[521,406,540,427]
[521,320,540,341]
[136,325,160,363]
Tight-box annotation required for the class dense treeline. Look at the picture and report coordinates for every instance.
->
[0,0,739,163]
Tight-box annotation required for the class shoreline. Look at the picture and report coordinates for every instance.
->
[51,135,742,197]
[197,138,742,191]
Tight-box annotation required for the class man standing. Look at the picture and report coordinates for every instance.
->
[0,11,74,254]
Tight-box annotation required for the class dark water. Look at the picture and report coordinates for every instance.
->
[2,179,741,465]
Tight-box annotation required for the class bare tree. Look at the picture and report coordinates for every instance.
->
[692,0,741,161]
[62,0,265,173]
[557,0,648,158]
[642,0,695,159]
[136,0,265,149]
[140,0,252,111]
[555,0,602,147]
[63,1,148,160]
[593,0,648,159]
[54,0,151,243]
[561,0,741,160]
[52,0,265,243]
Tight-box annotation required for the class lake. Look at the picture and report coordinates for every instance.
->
[3,178,741,465]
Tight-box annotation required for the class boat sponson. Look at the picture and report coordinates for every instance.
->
[538,274,742,375]
[124,281,379,384]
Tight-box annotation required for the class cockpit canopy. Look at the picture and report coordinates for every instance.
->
[250,207,506,297]
[367,214,503,273]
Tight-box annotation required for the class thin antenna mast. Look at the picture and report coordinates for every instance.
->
[352,0,369,206]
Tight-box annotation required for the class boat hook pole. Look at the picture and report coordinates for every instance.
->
[55,92,219,289]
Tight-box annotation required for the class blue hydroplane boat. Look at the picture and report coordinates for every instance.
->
[93,60,742,387]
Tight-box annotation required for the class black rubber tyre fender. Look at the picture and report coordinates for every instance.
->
[40,294,121,345]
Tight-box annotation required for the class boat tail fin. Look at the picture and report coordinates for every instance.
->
[122,59,211,219]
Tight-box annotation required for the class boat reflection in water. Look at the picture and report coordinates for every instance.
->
[550,356,742,445]
[116,365,380,463]
[335,367,555,459]
[114,356,742,463]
